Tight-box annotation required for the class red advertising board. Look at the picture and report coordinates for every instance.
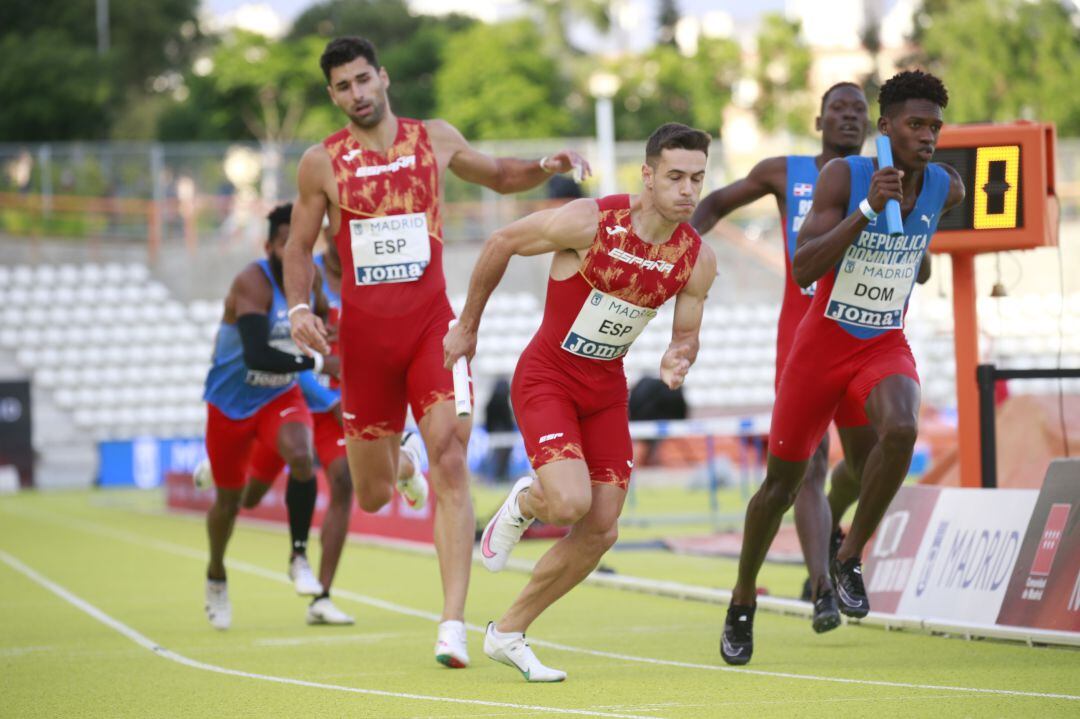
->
[165,469,436,544]
[996,459,1080,632]
[863,485,943,614]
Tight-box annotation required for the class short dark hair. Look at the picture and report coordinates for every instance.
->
[320,36,380,83]
[267,203,292,241]
[645,123,711,165]
[820,81,864,113]
[878,70,948,116]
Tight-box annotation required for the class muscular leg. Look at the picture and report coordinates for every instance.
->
[345,435,399,513]
[419,400,474,623]
[732,454,809,605]
[318,455,353,591]
[518,459,593,527]
[830,424,878,529]
[836,375,920,563]
[499,477,624,633]
[240,477,273,509]
[793,434,831,597]
[206,487,242,580]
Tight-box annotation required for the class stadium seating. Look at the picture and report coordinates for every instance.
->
[1,261,1078,441]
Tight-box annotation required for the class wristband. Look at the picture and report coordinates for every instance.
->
[311,351,324,375]
[287,303,310,319]
[539,156,555,174]
[858,198,879,222]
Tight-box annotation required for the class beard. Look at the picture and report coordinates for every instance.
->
[350,98,386,128]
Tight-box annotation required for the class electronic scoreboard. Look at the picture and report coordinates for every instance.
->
[929,121,1058,253]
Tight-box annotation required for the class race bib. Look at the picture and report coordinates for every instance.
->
[825,233,925,330]
[561,289,656,361]
[350,212,430,286]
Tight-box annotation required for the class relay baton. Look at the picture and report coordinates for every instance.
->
[448,320,472,417]
[875,136,904,237]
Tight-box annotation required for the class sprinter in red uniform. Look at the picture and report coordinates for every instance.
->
[283,36,589,668]
[445,123,717,682]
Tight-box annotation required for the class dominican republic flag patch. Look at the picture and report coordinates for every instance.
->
[793,182,813,197]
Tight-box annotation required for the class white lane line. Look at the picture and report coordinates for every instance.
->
[8,507,1080,703]
[0,550,661,719]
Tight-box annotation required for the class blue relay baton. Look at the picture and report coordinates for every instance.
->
[875,135,904,237]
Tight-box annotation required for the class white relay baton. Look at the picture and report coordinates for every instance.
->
[448,320,472,417]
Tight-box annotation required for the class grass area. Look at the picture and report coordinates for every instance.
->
[1,489,1077,718]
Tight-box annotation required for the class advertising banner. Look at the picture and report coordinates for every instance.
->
[165,470,437,544]
[0,381,33,488]
[863,485,943,614]
[98,437,205,488]
[894,488,1038,623]
[996,459,1080,632]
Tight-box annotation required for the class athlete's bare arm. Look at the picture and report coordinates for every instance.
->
[939,162,966,214]
[310,264,340,378]
[792,159,903,288]
[443,198,599,367]
[690,157,784,236]
[225,263,273,322]
[914,163,964,286]
[917,253,932,284]
[425,119,591,194]
[661,244,717,390]
[285,144,334,356]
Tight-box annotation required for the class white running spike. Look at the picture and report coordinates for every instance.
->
[479,476,535,572]
[306,597,355,625]
[434,620,470,668]
[205,579,231,631]
[288,555,323,596]
[483,622,565,682]
[397,432,430,511]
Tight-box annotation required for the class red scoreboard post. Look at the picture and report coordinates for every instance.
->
[929,121,1059,487]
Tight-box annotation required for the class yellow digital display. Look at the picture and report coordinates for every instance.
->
[972,145,1020,230]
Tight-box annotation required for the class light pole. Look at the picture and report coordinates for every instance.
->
[589,71,620,197]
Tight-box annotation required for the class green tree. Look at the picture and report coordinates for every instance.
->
[434,20,572,139]
[608,37,740,140]
[289,0,472,121]
[0,0,200,139]
[753,13,813,136]
[911,0,1080,134]
[289,0,420,43]
[0,30,112,141]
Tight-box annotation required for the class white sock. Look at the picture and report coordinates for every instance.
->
[491,624,523,640]
[439,620,465,632]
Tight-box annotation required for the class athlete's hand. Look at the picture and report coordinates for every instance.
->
[322,354,341,379]
[660,345,692,390]
[443,322,477,370]
[543,150,592,183]
[289,307,330,357]
[868,167,904,213]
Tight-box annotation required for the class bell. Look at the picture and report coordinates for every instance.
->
[990,281,1007,298]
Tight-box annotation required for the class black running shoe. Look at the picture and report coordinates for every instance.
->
[720,603,755,666]
[831,556,870,618]
[800,576,813,602]
[829,528,845,565]
[811,588,841,633]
